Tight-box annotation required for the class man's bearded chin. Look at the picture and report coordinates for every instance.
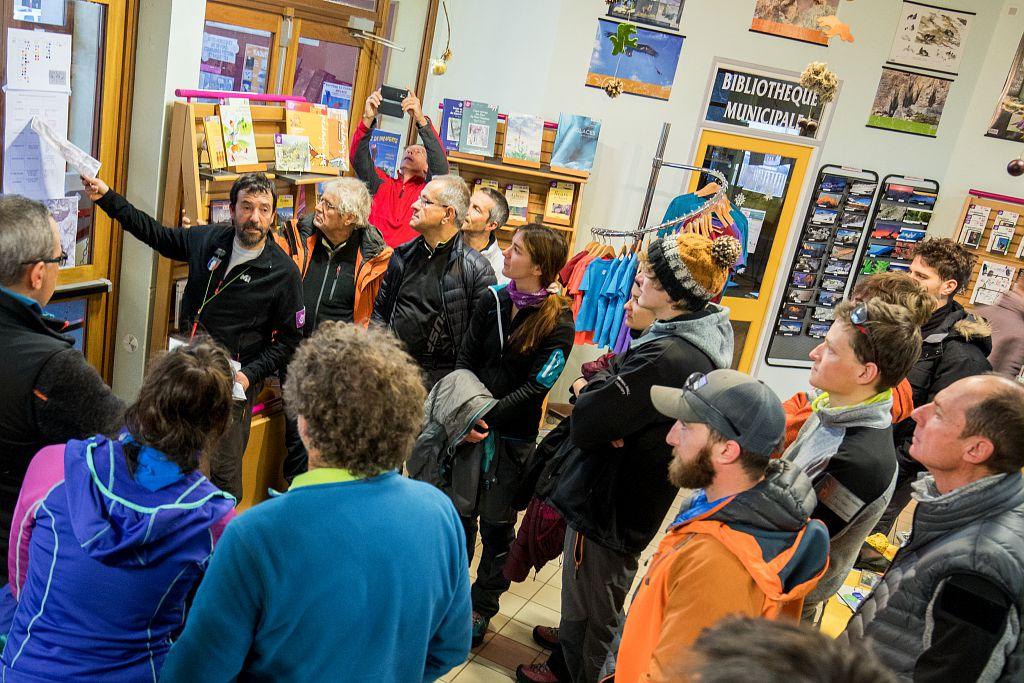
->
[235,219,267,247]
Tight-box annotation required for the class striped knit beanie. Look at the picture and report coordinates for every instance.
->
[646,232,742,310]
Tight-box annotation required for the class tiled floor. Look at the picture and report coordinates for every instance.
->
[442,490,688,682]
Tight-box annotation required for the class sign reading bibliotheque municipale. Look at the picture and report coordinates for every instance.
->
[705,66,828,140]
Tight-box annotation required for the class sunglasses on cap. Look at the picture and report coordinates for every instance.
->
[683,372,743,440]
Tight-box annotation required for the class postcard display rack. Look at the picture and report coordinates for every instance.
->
[852,175,941,286]
[446,117,589,250]
[954,190,1024,310]
[766,165,880,368]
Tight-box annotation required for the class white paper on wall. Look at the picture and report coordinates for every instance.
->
[6,28,72,93]
[3,90,69,199]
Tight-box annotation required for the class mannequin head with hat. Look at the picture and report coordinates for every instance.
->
[639,232,741,320]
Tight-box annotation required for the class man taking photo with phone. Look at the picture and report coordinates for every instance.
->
[351,87,449,247]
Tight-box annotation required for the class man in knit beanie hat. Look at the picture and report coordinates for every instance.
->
[519,234,740,683]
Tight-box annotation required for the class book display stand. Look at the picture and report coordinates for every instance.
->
[953,189,1024,311]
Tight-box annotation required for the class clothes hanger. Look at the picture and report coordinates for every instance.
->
[695,182,720,198]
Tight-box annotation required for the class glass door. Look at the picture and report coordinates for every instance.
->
[200,3,283,94]
[688,130,813,371]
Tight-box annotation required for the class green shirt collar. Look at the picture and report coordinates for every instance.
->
[289,467,361,490]
[811,388,893,412]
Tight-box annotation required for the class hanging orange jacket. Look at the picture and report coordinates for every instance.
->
[780,378,914,450]
[273,216,392,327]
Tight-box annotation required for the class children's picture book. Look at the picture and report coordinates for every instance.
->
[457,100,499,157]
[210,199,231,224]
[319,81,352,112]
[543,181,575,226]
[276,193,294,223]
[274,134,311,172]
[505,183,530,226]
[369,129,401,178]
[218,104,258,166]
[550,113,601,175]
[440,98,464,152]
[502,112,544,168]
[203,115,227,169]
[285,106,330,168]
[326,108,350,171]
[971,260,1016,306]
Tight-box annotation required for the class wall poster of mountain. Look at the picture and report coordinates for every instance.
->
[750,0,839,46]
[867,67,952,137]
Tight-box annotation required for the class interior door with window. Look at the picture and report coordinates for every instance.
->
[688,130,812,372]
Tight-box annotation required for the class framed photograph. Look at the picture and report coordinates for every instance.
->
[607,0,684,32]
[587,19,685,101]
[791,271,817,288]
[835,228,861,246]
[750,0,840,46]
[871,222,902,240]
[811,207,839,225]
[795,256,822,273]
[987,34,1024,141]
[825,260,853,276]
[868,68,951,138]
[841,212,867,229]
[782,304,806,321]
[887,2,974,76]
[778,319,804,336]
[808,322,833,338]
[788,288,814,304]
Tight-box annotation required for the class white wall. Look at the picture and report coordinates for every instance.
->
[424,0,1022,400]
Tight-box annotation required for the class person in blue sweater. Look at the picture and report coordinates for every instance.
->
[161,321,471,682]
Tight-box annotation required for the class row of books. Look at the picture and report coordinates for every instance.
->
[472,178,576,227]
[440,99,601,175]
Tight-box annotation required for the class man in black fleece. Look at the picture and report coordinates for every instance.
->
[872,238,992,536]
[518,233,741,683]
[0,195,124,582]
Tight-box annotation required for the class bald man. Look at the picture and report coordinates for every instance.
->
[350,89,449,248]
[841,375,1024,681]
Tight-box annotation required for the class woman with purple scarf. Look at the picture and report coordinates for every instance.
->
[454,224,574,647]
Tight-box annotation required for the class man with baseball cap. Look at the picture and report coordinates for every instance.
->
[609,369,830,683]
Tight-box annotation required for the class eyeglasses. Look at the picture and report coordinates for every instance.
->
[22,250,68,267]
[419,195,449,209]
[683,372,742,439]
[317,197,338,213]
[849,302,877,361]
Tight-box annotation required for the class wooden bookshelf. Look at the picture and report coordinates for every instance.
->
[448,119,588,249]
[952,189,1024,311]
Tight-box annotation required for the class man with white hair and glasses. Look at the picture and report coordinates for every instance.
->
[373,174,495,388]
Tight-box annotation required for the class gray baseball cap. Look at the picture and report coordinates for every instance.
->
[650,369,786,457]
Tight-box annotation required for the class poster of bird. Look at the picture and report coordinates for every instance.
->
[585,19,684,100]
[887,1,974,76]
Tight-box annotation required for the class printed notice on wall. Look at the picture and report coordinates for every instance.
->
[6,28,72,92]
[3,90,69,199]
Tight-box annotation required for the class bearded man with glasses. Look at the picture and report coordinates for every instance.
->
[0,194,124,584]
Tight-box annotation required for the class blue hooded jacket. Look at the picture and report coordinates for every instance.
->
[0,433,234,682]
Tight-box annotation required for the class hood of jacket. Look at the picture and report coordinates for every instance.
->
[674,460,829,601]
[423,369,498,443]
[925,300,993,354]
[810,390,893,430]
[631,303,734,369]
[63,434,235,567]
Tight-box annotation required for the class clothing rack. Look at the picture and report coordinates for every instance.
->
[590,122,729,239]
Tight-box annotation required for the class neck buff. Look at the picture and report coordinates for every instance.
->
[508,279,549,308]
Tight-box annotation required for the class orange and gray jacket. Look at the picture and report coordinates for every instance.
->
[612,460,830,682]
[274,215,392,328]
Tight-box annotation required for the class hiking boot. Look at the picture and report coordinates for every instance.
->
[471,611,489,648]
[516,662,562,683]
[532,625,559,650]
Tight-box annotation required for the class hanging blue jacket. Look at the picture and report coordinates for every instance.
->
[0,434,235,682]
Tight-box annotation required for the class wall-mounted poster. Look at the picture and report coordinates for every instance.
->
[607,0,684,32]
[887,2,974,76]
[867,67,951,138]
[586,19,684,101]
[987,34,1024,142]
[750,0,839,46]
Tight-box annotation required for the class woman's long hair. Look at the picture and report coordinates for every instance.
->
[507,224,571,355]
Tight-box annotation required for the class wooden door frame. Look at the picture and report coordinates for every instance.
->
[205,1,284,94]
[687,129,814,372]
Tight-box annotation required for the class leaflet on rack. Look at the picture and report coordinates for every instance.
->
[31,116,101,178]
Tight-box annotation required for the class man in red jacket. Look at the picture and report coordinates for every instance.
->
[350,88,449,247]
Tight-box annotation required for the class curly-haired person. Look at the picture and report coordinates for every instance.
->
[162,322,472,682]
[871,237,992,537]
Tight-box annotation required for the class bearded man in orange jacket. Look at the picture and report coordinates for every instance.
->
[609,370,829,683]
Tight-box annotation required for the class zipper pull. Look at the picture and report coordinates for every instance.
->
[329,265,341,300]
